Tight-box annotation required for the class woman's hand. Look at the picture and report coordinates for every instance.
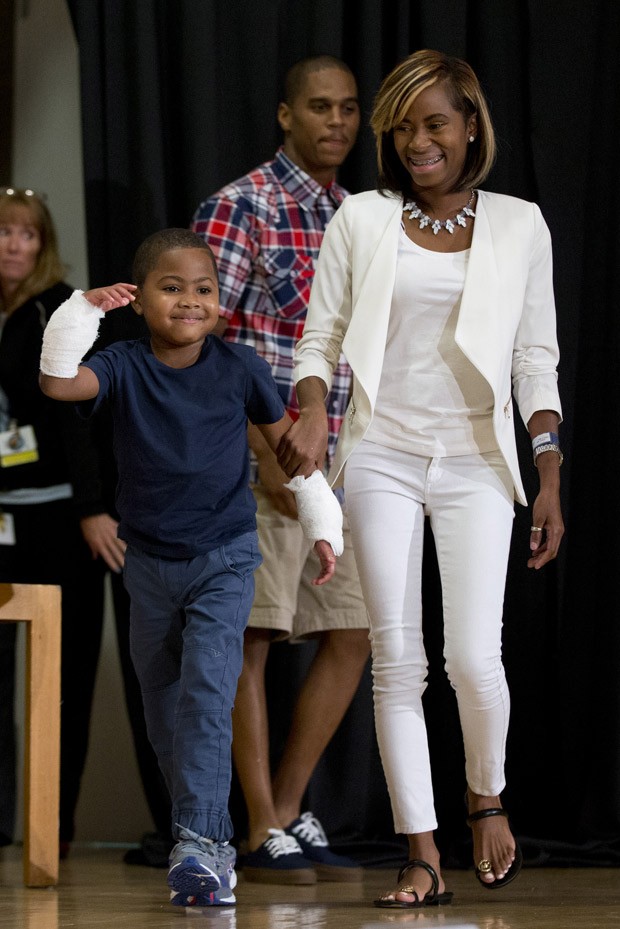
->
[84,283,136,312]
[527,412,563,569]
[527,485,564,569]
[277,375,330,477]
[277,406,329,478]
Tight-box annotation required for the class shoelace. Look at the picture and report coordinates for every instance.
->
[292,813,328,848]
[175,825,232,864]
[177,838,217,861]
[264,828,303,858]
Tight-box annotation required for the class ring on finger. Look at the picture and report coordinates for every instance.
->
[530,526,543,532]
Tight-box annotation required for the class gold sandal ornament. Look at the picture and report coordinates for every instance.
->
[466,807,524,889]
[373,858,453,909]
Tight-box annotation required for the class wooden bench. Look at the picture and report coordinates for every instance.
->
[0,583,61,887]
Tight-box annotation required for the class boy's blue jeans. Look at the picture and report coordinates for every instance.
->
[123,531,262,842]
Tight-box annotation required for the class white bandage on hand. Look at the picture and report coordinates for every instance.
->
[40,290,104,378]
[284,470,344,556]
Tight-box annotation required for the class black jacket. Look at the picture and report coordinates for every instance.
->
[0,281,104,517]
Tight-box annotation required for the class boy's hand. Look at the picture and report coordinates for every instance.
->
[311,540,336,586]
[80,514,127,573]
[84,283,137,312]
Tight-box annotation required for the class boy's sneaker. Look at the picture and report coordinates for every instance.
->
[242,828,316,884]
[285,812,363,882]
[167,826,237,906]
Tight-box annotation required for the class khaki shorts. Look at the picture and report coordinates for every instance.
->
[248,484,368,640]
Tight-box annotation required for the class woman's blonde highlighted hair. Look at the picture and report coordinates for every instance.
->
[371,49,496,197]
[0,188,65,314]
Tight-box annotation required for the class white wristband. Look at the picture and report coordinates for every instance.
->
[40,289,104,378]
[284,470,344,556]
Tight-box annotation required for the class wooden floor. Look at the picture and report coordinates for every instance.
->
[1,845,619,928]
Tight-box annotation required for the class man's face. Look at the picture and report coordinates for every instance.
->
[278,67,360,182]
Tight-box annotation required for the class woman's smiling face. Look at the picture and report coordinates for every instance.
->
[392,81,477,197]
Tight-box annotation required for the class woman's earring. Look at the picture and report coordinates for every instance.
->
[469,135,475,143]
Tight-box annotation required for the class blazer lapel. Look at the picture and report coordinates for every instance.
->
[455,193,501,384]
[342,196,402,405]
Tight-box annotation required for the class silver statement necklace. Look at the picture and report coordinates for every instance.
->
[403,190,476,235]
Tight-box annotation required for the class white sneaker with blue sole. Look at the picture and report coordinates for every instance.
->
[167,826,237,906]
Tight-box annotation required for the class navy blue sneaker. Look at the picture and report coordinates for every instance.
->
[286,812,363,882]
[243,828,316,884]
[167,826,237,906]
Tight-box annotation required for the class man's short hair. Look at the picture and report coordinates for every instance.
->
[283,55,356,105]
[132,228,217,286]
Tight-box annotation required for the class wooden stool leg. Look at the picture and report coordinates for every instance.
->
[23,586,61,887]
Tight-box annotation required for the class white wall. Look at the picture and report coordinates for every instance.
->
[12,0,153,843]
[12,0,88,288]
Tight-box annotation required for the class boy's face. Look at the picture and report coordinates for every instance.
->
[134,248,219,360]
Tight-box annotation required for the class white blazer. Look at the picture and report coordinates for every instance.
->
[294,188,561,505]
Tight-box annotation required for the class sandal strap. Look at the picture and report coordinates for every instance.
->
[396,858,439,898]
[466,807,509,827]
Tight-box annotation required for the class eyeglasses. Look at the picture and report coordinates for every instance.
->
[0,187,47,201]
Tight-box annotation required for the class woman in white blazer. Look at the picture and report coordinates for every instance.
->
[278,50,563,908]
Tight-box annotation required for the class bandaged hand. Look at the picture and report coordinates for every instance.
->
[284,470,344,557]
[40,290,104,378]
[40,285,135,378]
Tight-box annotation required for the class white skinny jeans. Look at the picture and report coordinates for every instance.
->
[344,440,515,835]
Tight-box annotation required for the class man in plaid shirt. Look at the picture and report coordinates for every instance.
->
[192,56,369,884]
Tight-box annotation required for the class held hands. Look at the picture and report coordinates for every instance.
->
[84,283,136,312]
[277,406,329,478]
[276,406,336,584]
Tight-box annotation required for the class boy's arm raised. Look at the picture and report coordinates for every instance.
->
[40,364,100,402]
[40,284,136,402]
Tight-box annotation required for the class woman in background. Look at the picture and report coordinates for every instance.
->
[278,50,563,907]
[0,186,104,853]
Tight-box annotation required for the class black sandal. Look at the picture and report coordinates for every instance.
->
[373,858,453,908]
[466,807,523,889]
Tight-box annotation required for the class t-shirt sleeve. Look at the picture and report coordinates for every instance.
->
[244,350,286,425]
[76,348,117,418]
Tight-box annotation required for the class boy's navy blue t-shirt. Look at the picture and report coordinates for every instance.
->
[80,336,285,558]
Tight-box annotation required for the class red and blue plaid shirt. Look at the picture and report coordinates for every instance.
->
[191,148,352,470]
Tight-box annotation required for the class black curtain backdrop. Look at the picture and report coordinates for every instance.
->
[66,0,620,866]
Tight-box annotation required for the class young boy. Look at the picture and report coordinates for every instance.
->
[39,228,342,907]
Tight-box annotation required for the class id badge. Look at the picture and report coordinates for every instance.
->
[0,512,16,545]
[0,424,39,468]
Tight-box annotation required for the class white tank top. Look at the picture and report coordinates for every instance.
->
[364,228,498,457]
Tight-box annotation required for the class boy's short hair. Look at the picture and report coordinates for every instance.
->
[133,228,217,287]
